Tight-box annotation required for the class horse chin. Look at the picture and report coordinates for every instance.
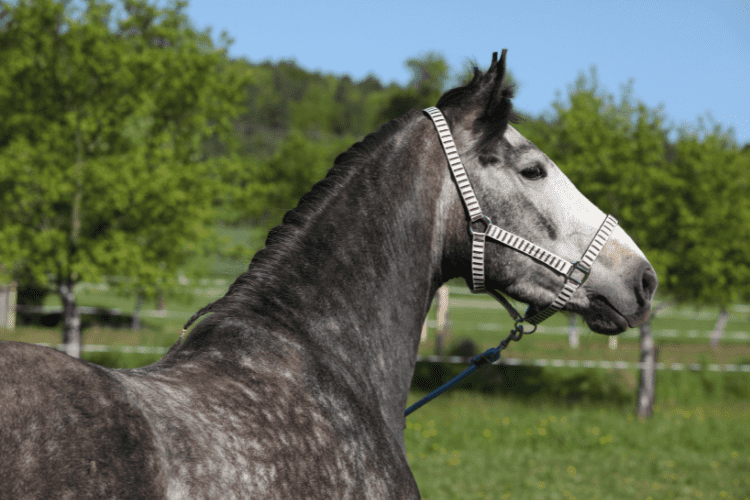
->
[579,296,630,335]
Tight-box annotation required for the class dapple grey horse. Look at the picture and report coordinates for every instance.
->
[0,51,656,499]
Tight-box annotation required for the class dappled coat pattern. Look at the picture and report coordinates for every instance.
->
[0,51,656,499]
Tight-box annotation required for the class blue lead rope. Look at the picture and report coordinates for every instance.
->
[405,347,500,416]
[405,321,531,416]
[407,317,531,416]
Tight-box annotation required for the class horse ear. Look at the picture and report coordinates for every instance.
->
[474,49,514,153]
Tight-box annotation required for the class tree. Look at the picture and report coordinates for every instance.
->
[0,0,249,356]
[667,125,750,347]
[378,52,450,123]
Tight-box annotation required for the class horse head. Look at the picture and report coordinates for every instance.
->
[434,51,657,335]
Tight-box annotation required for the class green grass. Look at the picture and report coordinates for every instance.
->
[404,392,750,500]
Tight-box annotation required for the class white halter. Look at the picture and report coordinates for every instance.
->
[424,107,618,327]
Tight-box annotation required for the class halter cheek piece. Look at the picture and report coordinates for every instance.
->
[424,106,618,333]
[405,108,618,417]
[408,107,617,416]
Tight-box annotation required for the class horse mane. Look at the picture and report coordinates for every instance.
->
[182,53,520,334]
[181,110,421,332]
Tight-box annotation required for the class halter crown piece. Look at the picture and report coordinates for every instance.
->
[404,108,618,416]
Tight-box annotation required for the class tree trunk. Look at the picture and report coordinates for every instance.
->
[637,319,658,419]
[59,280,81,359]
[710,307,729,349]
[567,312,579,349]
[0,282,17,330]
[60,119,84,359]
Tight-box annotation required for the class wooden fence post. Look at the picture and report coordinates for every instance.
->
[637,301,670,419]
[710,306,729,349]
[0,282,17,330]
[567,312,579,349]
[637,319,658,419]
[434,286,449,356]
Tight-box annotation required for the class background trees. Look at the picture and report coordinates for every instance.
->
[1,0,747,370]
[0,0,249,356]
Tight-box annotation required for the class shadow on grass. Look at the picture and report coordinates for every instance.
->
[412,339,750,406]
[411,361,634,406]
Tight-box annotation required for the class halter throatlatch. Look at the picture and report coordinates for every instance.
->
[405,107,617,416]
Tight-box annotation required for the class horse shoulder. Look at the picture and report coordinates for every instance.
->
[117,318,421,498]
[0,341,165,499]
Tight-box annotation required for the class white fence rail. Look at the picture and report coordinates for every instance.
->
[10,282,749,373]
[28,343,750,373]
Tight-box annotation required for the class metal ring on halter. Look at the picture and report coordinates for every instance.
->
[566,261,591,286]
[468,215,492,236]
[513,320,536,337]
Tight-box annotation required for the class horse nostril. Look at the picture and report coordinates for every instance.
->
[640,266,658,302]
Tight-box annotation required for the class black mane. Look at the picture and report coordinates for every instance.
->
[182,110,421,332]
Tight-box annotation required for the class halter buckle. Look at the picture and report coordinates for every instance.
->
[567,261,591,286]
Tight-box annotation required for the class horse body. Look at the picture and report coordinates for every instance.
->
[1,52,656,499]
[3,314,423,498]
[2,115,441,498]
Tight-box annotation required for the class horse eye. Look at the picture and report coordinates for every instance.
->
[520,164,545,180]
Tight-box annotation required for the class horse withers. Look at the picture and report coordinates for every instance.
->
[0,51,656,499]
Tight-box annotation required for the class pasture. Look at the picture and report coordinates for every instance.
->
[3,283,749,499]
[404,392,749,500]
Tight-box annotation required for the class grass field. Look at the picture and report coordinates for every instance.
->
[404,391,749,500]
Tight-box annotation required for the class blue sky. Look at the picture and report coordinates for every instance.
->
[185,0,749,144]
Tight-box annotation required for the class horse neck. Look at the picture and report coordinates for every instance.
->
[223,116,455,439]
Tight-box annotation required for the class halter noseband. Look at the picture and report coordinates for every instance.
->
[424,106,618,330]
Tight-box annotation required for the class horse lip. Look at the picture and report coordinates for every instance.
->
[626,303,652,328]
[597,292,652,329]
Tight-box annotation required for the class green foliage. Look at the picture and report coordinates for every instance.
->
[237,60,386,157]
[218,131,354,229]
[377,52,449,123]
[662,127,750,306]
[0,0,250,300]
